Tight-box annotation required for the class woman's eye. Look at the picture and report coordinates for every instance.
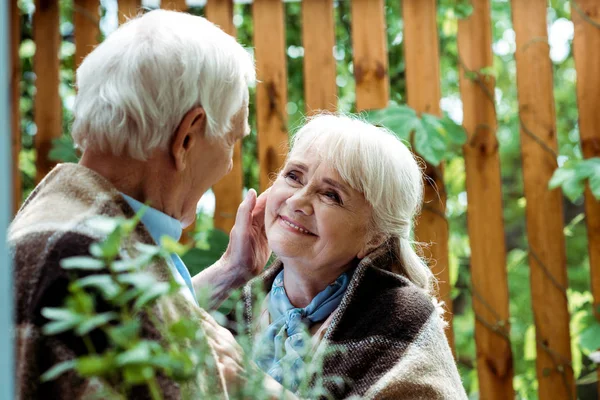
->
[324,191,342,204]
[284,171,301,183]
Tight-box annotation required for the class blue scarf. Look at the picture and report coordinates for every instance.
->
[254,269,350,391]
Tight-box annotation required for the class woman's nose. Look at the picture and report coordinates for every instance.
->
[286,189,313,216]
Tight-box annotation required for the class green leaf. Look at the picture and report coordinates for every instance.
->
[421,113,445,134]
[156,350,197,380]
[98,229,124,260]
[161,236,191,256]
[41,360,76,382]
[75,312,119,336]
[48,136,79,163]
[579,321,600,353]
[41,307,80,322]
[43,319,81,336]
[133,282,171,311]
[113,287,143,306]
[75,275,122,300]
[66,290,96,315]
[590,171,600,200]
[107,320,142,347]
[41,308,83,335]
[89,244,104,259]
[586,158,600,200]
[60,256,105,271]
[76,354,115,377]
[415,117,447,166]
[85,216,121,236]
[549,167,585,202]
[123,365,155,385]
[115,341,158,366]
[134,242,162,257]
[365,103,419,142]
[169,319,199,341]
[111,257,147,273]
[117,272,157,290]
[439,115,467,145]
[577,371,599,385]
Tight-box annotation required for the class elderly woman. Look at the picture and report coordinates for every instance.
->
[242,115,467,399]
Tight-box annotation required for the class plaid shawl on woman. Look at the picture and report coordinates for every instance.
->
[242,247,468,400]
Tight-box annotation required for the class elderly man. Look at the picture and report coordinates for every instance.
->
[9,10,292,399]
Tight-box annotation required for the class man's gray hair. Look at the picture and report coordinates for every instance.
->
[72,9,255,160]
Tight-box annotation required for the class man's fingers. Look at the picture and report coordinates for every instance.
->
[234,189,257,232]
[251,188,269,222]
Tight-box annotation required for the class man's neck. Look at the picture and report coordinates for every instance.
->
[79,150,182,220]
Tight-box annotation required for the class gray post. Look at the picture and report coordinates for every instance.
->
[0,0,14,398]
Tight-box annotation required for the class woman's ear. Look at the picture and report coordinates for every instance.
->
[171,106,206,171]
[357,233,387,259]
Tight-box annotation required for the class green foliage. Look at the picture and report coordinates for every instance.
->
[39,213,198,399]
[366,102,467,166]
[550,157,600,202]
[48,135,79,163]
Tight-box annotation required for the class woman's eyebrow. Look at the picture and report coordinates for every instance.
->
[287,162,308,172]
[322,177,349,196]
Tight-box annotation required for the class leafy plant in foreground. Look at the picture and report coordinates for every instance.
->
[40,212,219,399]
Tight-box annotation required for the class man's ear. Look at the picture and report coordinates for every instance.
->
[171,106,206,171]
[357,233,387,259]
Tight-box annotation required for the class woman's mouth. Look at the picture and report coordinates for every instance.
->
[278,216,316,236]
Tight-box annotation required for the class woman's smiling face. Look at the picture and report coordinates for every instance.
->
[265,148,376,275]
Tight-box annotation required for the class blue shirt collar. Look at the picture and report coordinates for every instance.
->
[120,193,183,244]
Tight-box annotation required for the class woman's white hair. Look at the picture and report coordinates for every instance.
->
[288,114,435,294]
[72,10,255,160]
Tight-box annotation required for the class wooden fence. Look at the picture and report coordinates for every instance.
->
[8,0,600,398]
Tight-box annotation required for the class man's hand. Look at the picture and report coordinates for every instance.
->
[201,310,299,400]
[201,310,245,391]
[222,188,271,283]
[192,189,271,309]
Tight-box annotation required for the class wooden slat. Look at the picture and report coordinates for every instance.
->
[33,0,61,183]
[11,0,21,214]
[74,0,100,69]
[253,0,288,192]
[118,0,141,25]
[161,0,187,11]
[571,0,600,393]
[511,1,575,398]
[206,0,243,233]
[350,0,389,111]
[302,0,337,114]
[402,0,454,353]
[457,0,514,397]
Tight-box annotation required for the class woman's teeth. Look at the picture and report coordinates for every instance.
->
[282,218,311,234]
